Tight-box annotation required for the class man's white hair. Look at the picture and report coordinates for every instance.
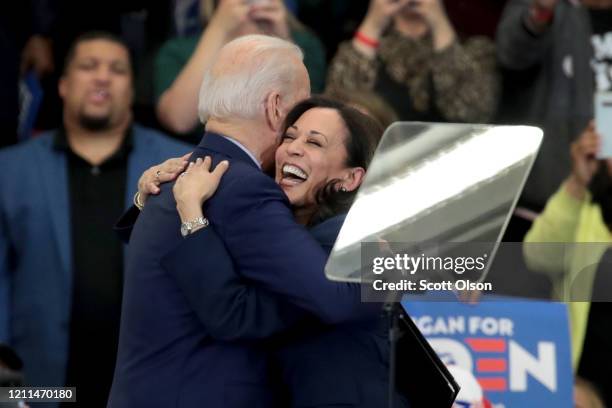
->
[198,34,304,123]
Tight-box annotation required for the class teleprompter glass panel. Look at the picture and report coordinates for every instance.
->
[325,122,543,284]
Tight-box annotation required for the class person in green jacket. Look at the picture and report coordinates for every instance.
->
[154,0,326,143]
[524,121,612,368]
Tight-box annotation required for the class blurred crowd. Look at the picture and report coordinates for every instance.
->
[1,0,612,407]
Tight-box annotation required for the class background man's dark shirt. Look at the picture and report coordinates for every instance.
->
[54,129,130,407]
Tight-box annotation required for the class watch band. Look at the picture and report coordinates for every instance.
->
[180,216,210,237]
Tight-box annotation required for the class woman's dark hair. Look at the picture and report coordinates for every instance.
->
[325,88,398,130]
[280,95,384,226]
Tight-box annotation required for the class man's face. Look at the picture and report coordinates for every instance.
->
[59,39,133,131]
[292,61,311,107]
[260,59,311,170]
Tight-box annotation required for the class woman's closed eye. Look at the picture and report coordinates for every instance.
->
[281,133,296,142]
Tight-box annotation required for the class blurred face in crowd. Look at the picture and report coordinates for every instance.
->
[231,0,287,39]
[394,2,429,37]
[59,39,133,132]
[275,108,358,210]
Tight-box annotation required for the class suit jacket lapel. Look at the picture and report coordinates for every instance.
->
[35,139,72,288]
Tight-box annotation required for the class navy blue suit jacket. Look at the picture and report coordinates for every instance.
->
[0,125,190,398]
[108,133,368,408]
[158,213,401,408]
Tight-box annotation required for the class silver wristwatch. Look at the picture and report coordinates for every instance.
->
[180,216,209,237]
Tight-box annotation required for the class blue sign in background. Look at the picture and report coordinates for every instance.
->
[402,298,573,407]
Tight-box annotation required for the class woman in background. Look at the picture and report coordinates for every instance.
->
[326,0,498,123]
[524,122,612,406]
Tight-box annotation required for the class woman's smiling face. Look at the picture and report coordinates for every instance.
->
[274,107,352,209]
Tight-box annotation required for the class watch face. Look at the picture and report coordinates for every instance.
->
[180,224,190,237]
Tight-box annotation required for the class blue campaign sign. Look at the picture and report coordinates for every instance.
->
[402,299,573,408]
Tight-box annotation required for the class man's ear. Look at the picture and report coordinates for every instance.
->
[264,92,284,132]
[340,167,366,192]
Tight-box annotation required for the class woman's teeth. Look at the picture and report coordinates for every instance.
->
[282,164,308,180]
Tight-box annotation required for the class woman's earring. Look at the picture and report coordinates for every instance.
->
[340,186,348,192]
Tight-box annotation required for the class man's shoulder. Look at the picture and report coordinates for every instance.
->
[132,124,192,151]
[132,124,193,159]
[219,162,280,197]
[0,133,59,198]
[201,158,289,220]
[194,142,277,193]
[0,132,57,167]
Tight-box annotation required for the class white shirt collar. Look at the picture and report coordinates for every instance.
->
[219,135,262,170]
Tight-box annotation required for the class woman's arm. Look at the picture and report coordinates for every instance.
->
[523,123,601,276]
[155,0,250,133]
[114,154,190,243]
[161,224,307,340]
[325,0,409,94]
[119,157,304,340]
[163,158,321,340]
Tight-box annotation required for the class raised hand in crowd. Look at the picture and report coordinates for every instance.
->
[157,0,252,134]
[20,34,54,77]
[407,0,456,50]
[360,0,411,37]
[206,0,252,39]
[354,0,411,57]
[566,122,603,200]
[330,0,497,123]
[156,0,303,135]
[249,0,291,40]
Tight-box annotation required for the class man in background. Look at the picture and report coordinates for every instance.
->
[0,31,189,407]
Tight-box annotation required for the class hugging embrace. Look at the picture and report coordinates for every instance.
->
[107,34,409,408]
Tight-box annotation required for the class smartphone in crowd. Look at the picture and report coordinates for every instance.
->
[595,92,612,158]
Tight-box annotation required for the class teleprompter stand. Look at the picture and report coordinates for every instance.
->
[385,301,460,408]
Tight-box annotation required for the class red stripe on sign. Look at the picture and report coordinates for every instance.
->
[477,358,507,372]
[465,338,506,352]
[477,377,507,391]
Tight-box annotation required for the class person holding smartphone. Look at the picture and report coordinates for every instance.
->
[326,0,499,124]
[496,0,612,220]
[524,121,612,406]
